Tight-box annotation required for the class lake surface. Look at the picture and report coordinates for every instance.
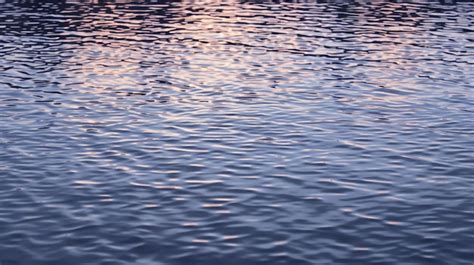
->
[0,0,473,264]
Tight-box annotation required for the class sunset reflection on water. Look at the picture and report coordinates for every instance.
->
[0,1,473,265]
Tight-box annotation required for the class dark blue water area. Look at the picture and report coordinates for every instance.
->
[0,0,473,264]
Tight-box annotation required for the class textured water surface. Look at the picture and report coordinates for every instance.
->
[0,0,473,264]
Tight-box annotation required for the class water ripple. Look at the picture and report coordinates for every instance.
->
[0,0,473,264]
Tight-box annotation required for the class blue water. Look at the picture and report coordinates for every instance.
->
[0,1,473,264]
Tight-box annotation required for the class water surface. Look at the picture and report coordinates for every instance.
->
[0,0,473,264]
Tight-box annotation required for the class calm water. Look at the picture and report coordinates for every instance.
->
[0,0,473,264]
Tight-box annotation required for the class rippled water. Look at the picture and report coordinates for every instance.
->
[0,0,473,264]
